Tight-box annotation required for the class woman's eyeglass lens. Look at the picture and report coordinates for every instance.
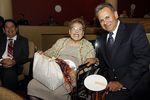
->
[72,27,83,31]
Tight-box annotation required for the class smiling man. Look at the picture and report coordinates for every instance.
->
[85,2,150,100]
[0,19,29,92]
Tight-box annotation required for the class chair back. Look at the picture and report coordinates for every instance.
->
[22,40,35,76]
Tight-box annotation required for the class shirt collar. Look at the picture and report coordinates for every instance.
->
[112,20,120,36]
[7,35,17,41]
[107,20,120,41]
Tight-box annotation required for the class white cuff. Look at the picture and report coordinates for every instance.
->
[0,59,2,62]
[95,58,99,66]
[0,59,2,66]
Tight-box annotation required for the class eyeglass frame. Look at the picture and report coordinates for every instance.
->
[71,27,83,32]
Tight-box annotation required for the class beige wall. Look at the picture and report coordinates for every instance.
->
[18,25,150,69]
[19,26,103,51]
[105,0,118,10]
[42,34,98,51]
[19,26,68,51]
[19,24,150,51]
[119,18,149,23]
[0,0,13,19]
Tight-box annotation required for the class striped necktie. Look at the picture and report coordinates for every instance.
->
[107,32,114,60]
[8,39,14,58]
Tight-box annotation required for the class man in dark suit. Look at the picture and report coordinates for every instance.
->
[85,3,150,100]
[0,19,29,92]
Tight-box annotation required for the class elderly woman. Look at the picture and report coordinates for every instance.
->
[27,18,95,100]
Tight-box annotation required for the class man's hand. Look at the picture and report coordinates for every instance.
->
[106,81,123,92]
[84,58,99,66]
[1,58,16,68]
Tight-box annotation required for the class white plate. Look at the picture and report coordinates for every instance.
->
[64,60,76,70]
[84,75,107,91]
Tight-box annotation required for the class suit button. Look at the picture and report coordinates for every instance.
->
[115,76,117,78]
[113,69,115,71]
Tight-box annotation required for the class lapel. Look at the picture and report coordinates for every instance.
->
[100,32,112,66]
[0,35,7,57]
[111,21,126,62]
[13,35,20,58]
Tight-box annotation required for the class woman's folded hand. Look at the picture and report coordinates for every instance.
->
[37,50,45,55]
[70,71,77,82]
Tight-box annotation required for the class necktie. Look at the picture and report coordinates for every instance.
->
[107,32,114,60]
[8,39,14,58]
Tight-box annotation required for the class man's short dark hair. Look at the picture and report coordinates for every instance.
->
[80,14,84,17]
[3,19,18,28]
[20,14,24,17]
[95,2,116,18]
[49,16,54,19]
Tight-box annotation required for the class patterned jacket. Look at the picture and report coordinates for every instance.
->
[44,38,95,65]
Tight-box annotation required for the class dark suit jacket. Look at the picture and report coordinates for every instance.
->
[0,34,29,74]
[98,21,150,99]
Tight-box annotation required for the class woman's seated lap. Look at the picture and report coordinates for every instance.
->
[27,18,95,100]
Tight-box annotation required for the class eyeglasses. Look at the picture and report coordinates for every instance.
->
[71,27,83,31]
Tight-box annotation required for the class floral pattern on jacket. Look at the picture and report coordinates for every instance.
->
[44,38,95,65]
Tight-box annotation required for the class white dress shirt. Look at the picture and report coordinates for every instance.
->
[0,35,17,65]
[106,20,120,42]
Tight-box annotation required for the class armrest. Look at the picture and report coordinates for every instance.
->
[78,62,90,71]
[18,58,33,77]
[18,58,33,65]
